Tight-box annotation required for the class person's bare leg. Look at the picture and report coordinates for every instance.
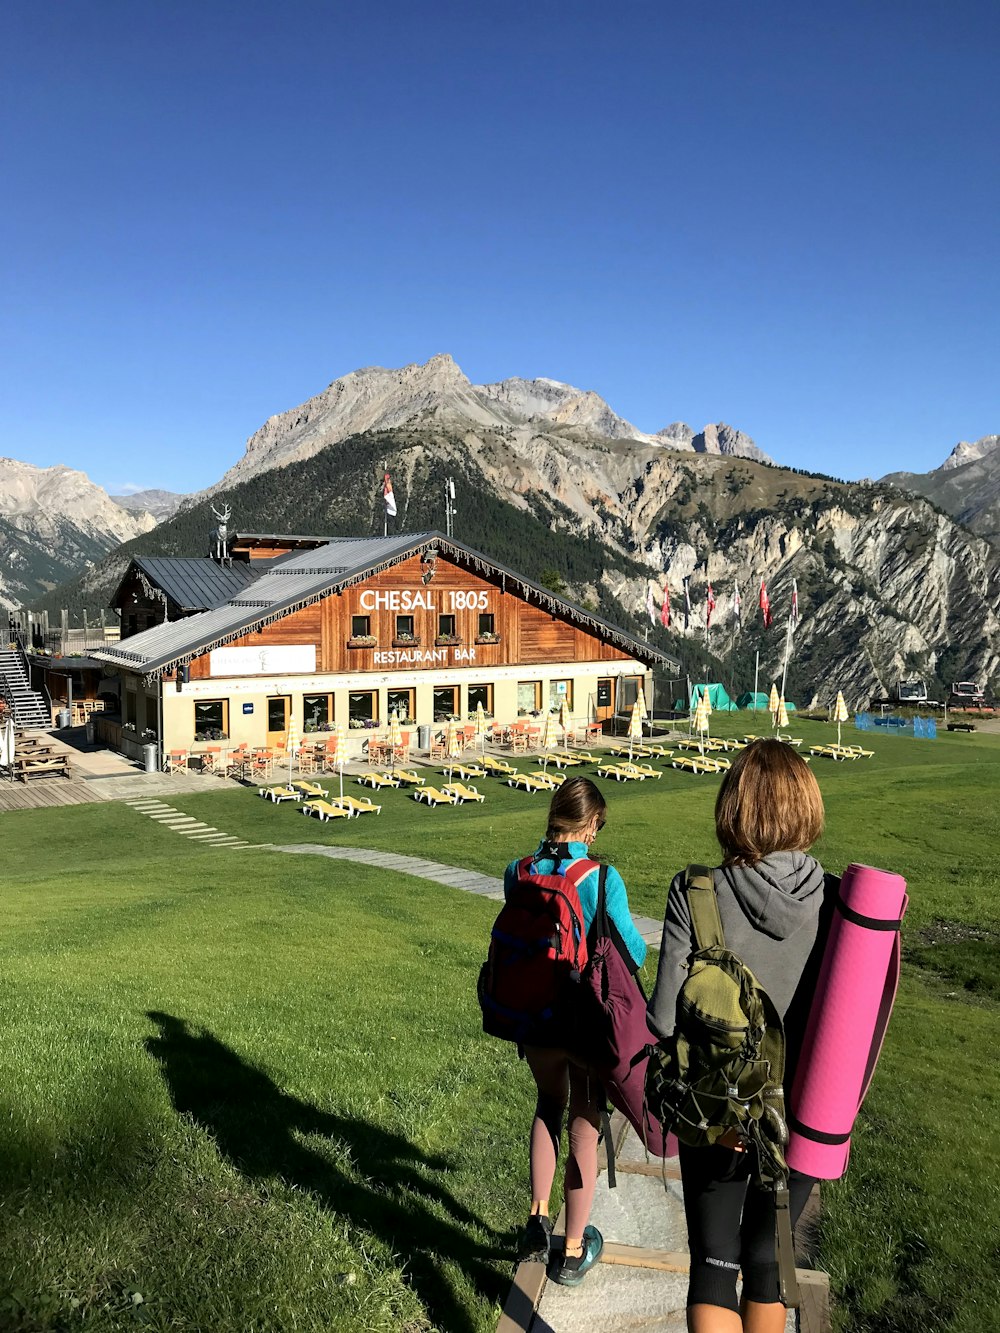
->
[562,1062,601,1255]
[524,1046,569,1215]
[740,1299,788,1333]
[687,1304,742,1333]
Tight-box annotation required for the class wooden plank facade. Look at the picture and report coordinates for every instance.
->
[104,540,665,759]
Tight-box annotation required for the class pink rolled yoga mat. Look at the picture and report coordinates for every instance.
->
[786,863,908,1180]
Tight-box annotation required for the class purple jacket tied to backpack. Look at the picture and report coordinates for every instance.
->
[578,868,673,1158]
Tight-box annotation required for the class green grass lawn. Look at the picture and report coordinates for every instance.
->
[1,717,999,1330]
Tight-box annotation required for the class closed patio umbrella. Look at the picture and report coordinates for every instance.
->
[474,701,488,755]
[559,698,571,744]
[628,697,643,761]
[833,690,850,748]
[329,720,346,801]
[693,693,711,756]
[286,716,300,784]
[773,687,789,730]
[777,697,789,731]
[445,717,463,775]
[541,710,560,771]
[387,709,403,775]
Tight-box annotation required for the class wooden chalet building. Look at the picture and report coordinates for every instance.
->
[94,532,676,760]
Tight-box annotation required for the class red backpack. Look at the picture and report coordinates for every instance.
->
[478,854,597,1046]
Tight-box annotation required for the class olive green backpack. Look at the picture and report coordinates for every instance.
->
[645,865,799,1308]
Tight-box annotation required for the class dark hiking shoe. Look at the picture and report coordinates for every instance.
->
[516,1213,553,1264]
[550,1225,604,1286]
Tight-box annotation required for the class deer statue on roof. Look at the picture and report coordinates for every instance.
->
[211,502,232,561]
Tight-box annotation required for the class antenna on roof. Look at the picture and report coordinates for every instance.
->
[445,476,456,539]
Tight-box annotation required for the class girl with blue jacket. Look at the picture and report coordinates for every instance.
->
[505,777,646,1286]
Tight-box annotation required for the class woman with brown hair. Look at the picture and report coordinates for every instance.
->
[647,739,830,1333]
[505,776,647,1286]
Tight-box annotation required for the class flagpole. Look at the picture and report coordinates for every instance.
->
[753,650,760,716]
[382,459,387,538]
[780,615,793,705]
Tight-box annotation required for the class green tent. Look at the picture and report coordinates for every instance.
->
[737,691,770,710]
[736,691,797,711]
[688,683,739,711]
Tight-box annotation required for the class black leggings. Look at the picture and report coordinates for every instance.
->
[679,1143,815,1312]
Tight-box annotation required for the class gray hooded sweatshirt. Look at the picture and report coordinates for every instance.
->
[647,852,831,1071]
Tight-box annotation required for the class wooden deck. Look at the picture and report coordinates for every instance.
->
[0,772,242,812]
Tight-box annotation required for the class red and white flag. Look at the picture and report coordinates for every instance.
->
[759,576,773,629]
[733,580,742,628]
[706,581,716,628]
[791,579,799,628]
[382,471,397,518]
[661,582,671,628]
[646,584,656,626]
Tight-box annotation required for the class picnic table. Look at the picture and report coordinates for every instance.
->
[15,751,70,781]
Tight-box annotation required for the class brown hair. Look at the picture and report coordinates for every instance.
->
[715,738,824,866]
[546,776,607,842]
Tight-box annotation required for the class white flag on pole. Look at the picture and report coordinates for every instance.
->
[383,471,397,518]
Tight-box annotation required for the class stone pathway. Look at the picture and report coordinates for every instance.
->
[501,1115,826,1332]
[123,797,257,849]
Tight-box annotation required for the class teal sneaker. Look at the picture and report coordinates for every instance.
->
[550,1225,604,1286]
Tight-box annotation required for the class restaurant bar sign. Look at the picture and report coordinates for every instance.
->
[210,645,317,676]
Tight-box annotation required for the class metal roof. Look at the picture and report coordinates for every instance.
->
[93,532,677,677]
[131,557,262,611]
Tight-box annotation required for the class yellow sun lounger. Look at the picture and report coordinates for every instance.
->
[671,755,725,775]
[443,763,487,780]
[845,745,875,758]
[357,772,403,789]
[596,764,645,781]
[442,782,485,804]
[290,780,327,798]
[530,769,565,786]
[643,744,675,759]
[301,799,352,821]
[330,795,382,816]
[616,762,662,780]
[393,769,425,786]
[562,749,599,763]
[507,773,558,793]
[809,745,859,761]
[545,752,583,768]
[258,785,302,803]
[673,739,707,752]
[609,744,654,759]
[480,755,516,777]
[413,786,460,806]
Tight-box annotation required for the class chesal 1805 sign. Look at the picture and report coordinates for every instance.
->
[357,587,492,665]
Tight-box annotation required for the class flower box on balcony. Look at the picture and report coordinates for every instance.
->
[347,635,378,649]
[434,635,463,647]
[392,636,422,648]
[475,632,502,645]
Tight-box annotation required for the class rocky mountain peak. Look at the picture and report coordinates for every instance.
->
[937,434,1000,472]
[692,423,771,464]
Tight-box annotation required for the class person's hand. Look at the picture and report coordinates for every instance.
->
[716,1128,746,1152]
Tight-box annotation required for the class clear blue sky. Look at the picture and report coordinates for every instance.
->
[2,1,997,495]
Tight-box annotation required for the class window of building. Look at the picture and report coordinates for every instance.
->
[394,614,416,641]
[437,613,457,640]
[194,699,229,738]
[387,687,415,722]
[125,690,137,726]
[468,683,493,716]
[351,614,371,639]
[619,676,645,710]
[303,693,332,730]
[126,614,138,638]
[478,612,496,636]
[348,691,377,725]
[518,681,542,714]
[433,685,459,720]
[548,679,573,711]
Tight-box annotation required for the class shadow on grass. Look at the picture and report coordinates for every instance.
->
[144,1011,504,1333]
